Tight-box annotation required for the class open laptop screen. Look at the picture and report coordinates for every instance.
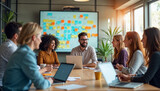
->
[54,63,74,82]
[98,62,119,85]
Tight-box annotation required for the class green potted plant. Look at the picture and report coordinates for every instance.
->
[1,11,15,42]
[96,40,113,62]
[96,26,122,62]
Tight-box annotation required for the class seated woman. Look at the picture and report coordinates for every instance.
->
[2,22,53,90]
[118,27,160,88]
[116,31,147,75]
[38,34,60,67]
[112,35,128,69]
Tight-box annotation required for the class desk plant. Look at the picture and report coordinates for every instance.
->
[96,26,122,62]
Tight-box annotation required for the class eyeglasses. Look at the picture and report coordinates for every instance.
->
[80,39,89,41]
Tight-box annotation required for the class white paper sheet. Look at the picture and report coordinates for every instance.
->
[55,84,86,90]
[67,77,81,81]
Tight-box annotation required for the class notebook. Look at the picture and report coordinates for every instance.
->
[66,55,83,69]
[53,63,74,84]
[98,62,143,88]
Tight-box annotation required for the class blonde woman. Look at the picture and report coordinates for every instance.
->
[2,22,53,90]
[112,35,128,69]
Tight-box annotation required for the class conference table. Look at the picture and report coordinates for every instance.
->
[30,69,160,91]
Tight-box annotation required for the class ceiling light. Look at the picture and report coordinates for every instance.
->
[74,0,89,2]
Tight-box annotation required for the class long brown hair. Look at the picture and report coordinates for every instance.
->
[113,35,125,59]
[125,31,145,66]
[144,27,160,66]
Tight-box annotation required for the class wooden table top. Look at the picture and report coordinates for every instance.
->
[30,69,160,91]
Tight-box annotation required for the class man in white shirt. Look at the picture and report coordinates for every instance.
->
[71,32,97,67]
[0,22,22,89]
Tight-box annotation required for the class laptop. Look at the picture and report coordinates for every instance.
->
[66,55,83,69]
[98,62,143,88]
[53,63,74,84]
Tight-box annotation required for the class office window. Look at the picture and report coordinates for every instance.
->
[134,7,143,39]
[149,0,160,29]
[124,12,130,32]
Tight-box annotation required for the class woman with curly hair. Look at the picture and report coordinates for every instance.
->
[38,34,60,67]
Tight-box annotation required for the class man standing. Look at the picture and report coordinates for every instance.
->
[71,32,97,67]
[0,22,22,90]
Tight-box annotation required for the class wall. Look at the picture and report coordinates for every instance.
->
[11,0,117,62]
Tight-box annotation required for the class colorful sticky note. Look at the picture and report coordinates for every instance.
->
[75,28,78,32]
[43,29,47,32]
[66,45,70,48]
[47,13,52,16]
[56,21,61,24]
[57,26,60,29]
[64,30,67,33]
[56,33,60,36]
[71,35,74,38]
[64,23,68,26]
[82,26,85,29]
[51,22,55,25]
[79,21,82,24]
[46,27,49,29]
[49,26,53,30]
[57,30,60,33]
[61,26,64,30]
[72,21,75,24]
[43,32,47,35]
[53,27,56,30]
[87,33,91,38]
[93,25,96,28]
[66,41,70,44]
[61,20,64,23]
[75,20,78,25]
[52,34,55,36]
[83,14,88,17]
[85,16,88,19]
[67,24,71,26]
[74,35,78,38]
[80,15,83,18]
[73,15,76,19]
[68,20,71,23]
[67,27,70,29]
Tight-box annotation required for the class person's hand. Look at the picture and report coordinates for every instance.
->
[47,77,53,84]
[116,64,124,71]
[118,73,131,82]
[45,65,53,72]
[53,64,59,67]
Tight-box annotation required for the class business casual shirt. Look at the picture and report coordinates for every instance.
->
[3,45,51,90]
[122,50,147,75]
[71,45,97,64]
[112,49,128,69]
[38,51,60,65]
[0,39,17,86]
[131,51,160,88]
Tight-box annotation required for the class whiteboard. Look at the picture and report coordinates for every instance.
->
[40,11,98,52]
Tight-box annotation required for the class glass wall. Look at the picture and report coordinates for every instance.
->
[124,12,130,32]
[134,7,143,38]
[149,0,160,29]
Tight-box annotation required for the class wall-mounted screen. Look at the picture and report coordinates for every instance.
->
[40,11,98,52]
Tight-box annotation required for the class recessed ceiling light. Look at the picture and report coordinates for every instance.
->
[74,0,89,2]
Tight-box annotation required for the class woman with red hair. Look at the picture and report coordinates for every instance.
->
[116,31,147,75]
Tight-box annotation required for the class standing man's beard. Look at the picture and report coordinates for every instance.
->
[80,42,88,48]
